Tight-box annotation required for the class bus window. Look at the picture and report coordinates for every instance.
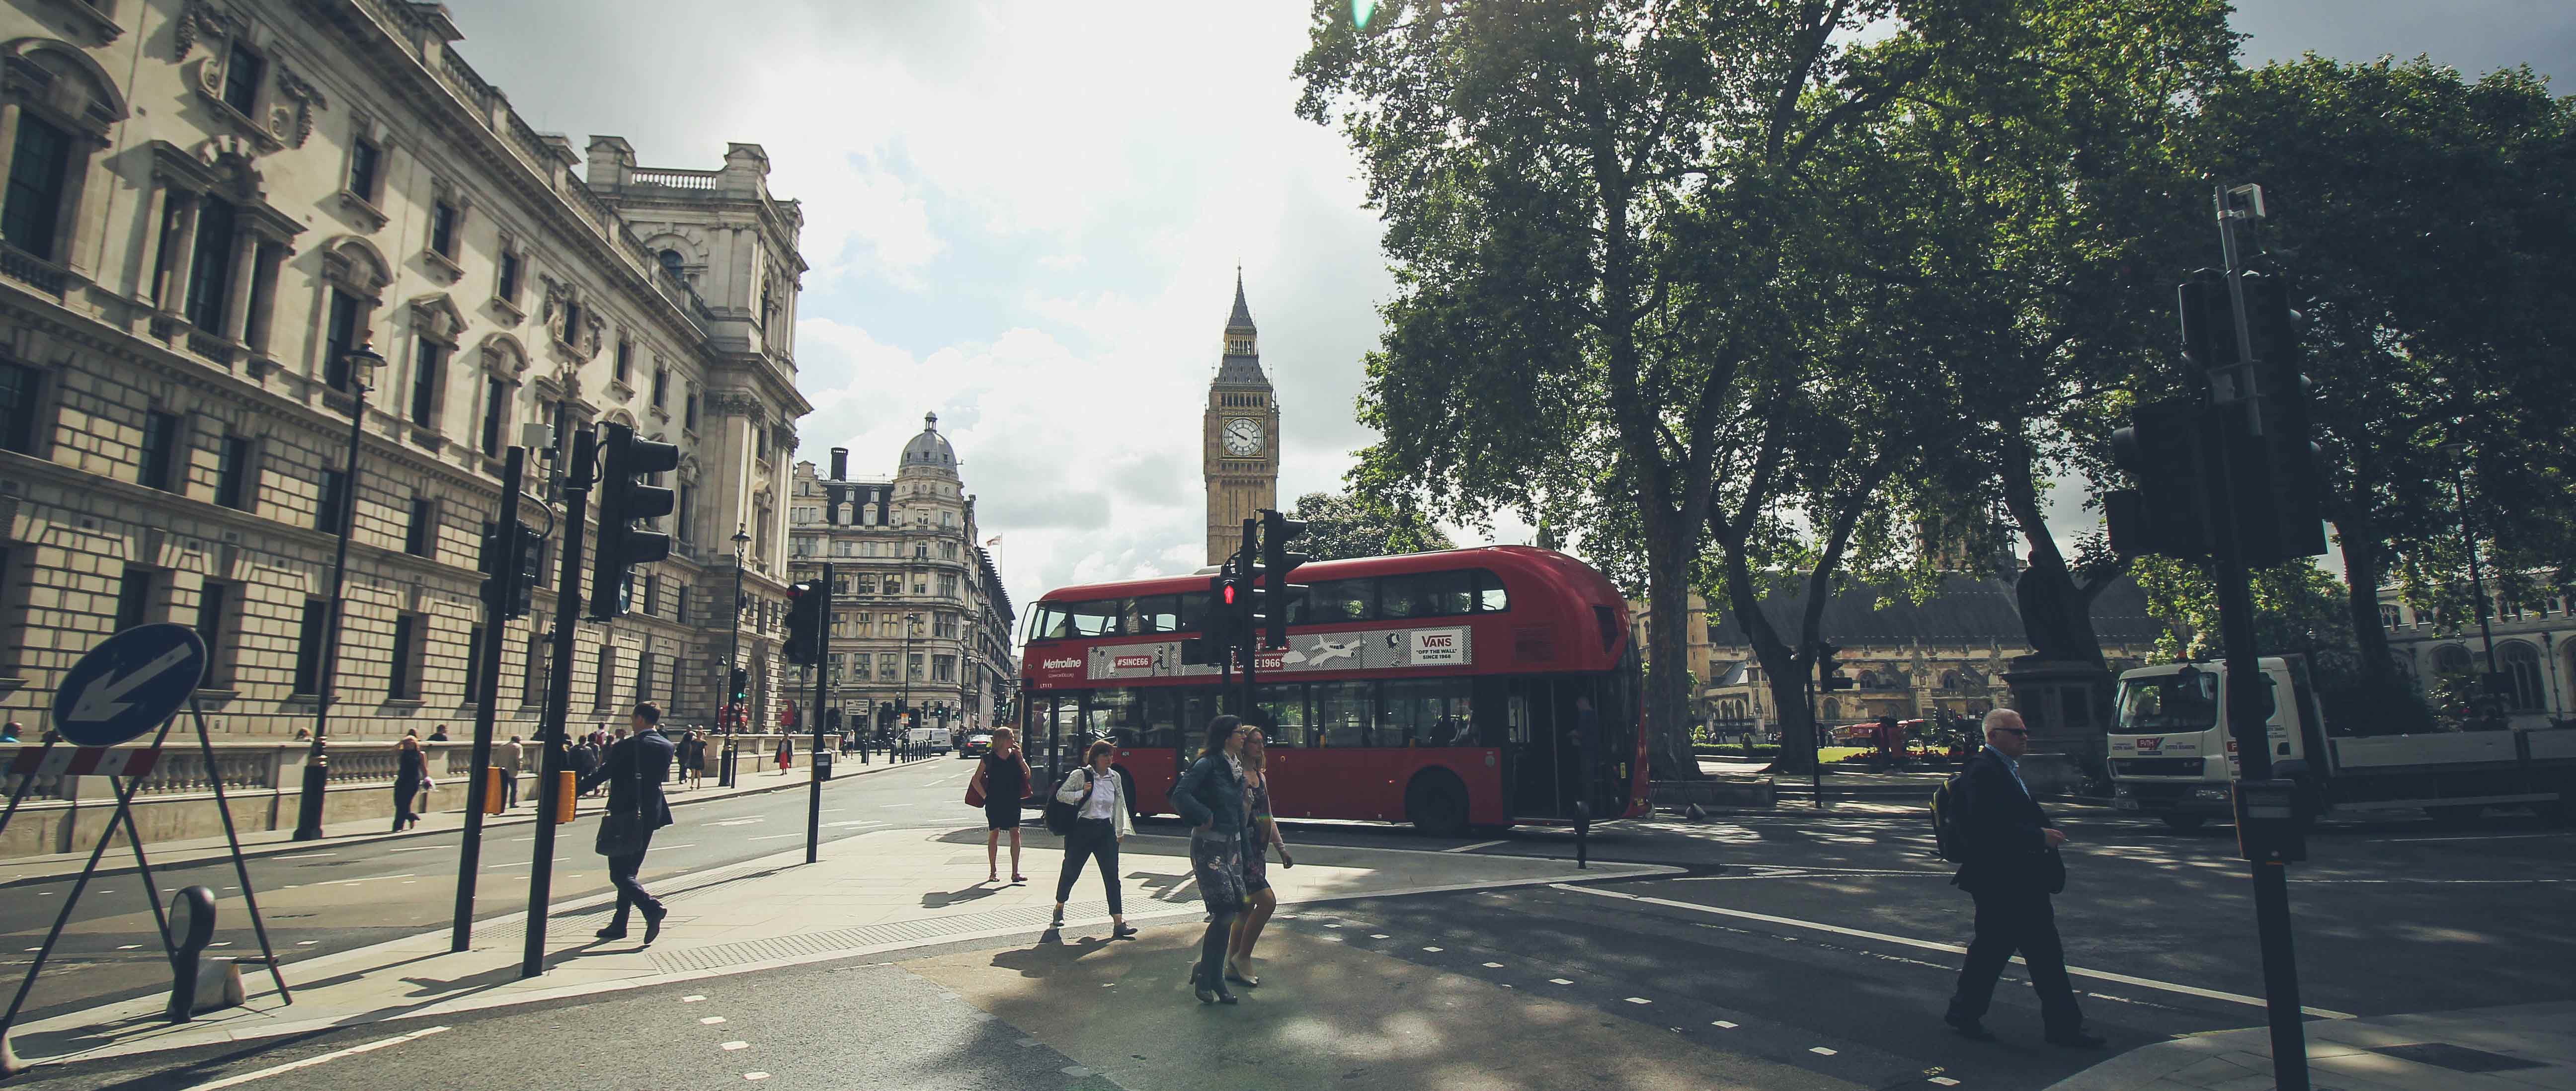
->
[1086,687,1143,746]
[1140,688,1181,749]
[1136,595,1182,634]
[1181,688,1224,747]
[1422,570,1474,616]
[1255,683,1310,747]
[1178,592,1211,631]
[1379,575,1427,619]
[1315,680,1372,747]
[1473,569,1510,613]
[1382,678,1436,745]
[1034,603,1074,640]
[1069,600,1121,637]
[1297,579,1374,624]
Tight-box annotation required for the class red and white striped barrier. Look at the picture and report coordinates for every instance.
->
[6,746,162,777]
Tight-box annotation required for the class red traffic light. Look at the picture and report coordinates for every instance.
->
[1221,583,1236,606]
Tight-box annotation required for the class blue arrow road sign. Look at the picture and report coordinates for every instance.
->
[52,623,207,748]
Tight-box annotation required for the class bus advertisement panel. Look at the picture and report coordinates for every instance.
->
[1016,546,1647,835]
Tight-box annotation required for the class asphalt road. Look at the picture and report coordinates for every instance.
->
[0,752,985,1025]
[8,766,2569,1091]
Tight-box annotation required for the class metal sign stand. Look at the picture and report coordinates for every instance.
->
[0,628,290,1079]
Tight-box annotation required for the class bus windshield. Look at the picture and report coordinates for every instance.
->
[2115,671,2219,734]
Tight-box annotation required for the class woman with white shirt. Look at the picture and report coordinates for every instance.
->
[1050,739,1138,937]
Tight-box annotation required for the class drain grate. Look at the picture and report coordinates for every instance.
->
[2366,1042,2545,1073]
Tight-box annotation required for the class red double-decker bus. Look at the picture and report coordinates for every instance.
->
[1016,546,1646,835]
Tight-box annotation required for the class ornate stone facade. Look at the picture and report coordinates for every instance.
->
[0,0,809,743]
[786,420,1015,738]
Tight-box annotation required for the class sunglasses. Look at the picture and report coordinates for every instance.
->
[1992,727,2029,736]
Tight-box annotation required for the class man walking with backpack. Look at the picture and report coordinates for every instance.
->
[1939,708,2105,1048]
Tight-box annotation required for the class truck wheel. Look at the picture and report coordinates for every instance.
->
[2159,814,2206,832]
[1405,770,1470,838]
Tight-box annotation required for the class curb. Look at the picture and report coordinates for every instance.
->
[0,754,950,886]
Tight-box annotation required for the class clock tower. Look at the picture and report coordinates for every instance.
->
[1205,272,1281,564]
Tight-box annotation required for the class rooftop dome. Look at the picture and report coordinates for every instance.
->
[899,411,957,476]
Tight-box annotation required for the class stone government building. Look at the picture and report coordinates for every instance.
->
[1675,572,2165,735]
[786,416,1016,740]
[0,0,811,765]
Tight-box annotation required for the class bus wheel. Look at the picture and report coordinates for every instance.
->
[2159,814,2206,832]
[1405,771,1470,838]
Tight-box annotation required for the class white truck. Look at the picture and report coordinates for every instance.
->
[2106,656,2576,829]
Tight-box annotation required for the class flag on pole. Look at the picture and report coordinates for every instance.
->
[985,535,1002,545]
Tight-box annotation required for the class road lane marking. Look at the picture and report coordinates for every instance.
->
[1554,884,2358,1019]
[1809,1047,1838,1056]
[1482,962,1504,968]
[1443,839,1509,854]
[661,844,697,850]
[1712,1020,1737,1028]
[387,846,443,853]
[182,1025,450,1089]
[275,853,335,860]
[701,1016,726,1024]
[682,995,706,1003]
[721,1041,748,1051]
[746,834,799,841]
[1422,946,1443,952]
[1624,997,1650,1005]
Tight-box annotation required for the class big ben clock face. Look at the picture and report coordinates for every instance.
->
[1222,417,1264,456]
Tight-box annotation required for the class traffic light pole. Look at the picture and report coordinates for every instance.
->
[2208,185,2311,1090]
[806,564,831,865]
[453,444,526,952]
[525,426,597,979]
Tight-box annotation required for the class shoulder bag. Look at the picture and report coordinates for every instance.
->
[594,742,651,857]
[1043,770,1088,836]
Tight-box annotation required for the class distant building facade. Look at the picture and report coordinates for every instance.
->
[2378,583,2574,728]
[0,0,808,742]
[786,416,1014,738]
[1695,573,2165,731]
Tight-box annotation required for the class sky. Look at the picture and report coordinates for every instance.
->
[435,0,2573,609]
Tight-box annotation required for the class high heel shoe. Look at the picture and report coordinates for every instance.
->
[1225,957,1260,987]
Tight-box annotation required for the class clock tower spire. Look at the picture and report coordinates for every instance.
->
[1205,270,1280,563]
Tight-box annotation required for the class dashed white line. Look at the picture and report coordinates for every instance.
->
[276,853,336,860]
[1422,946,1443,952]
[387,846,442,853]
[1623,997,1651,1005]
[700,1016,726,1025]
[115,944,141,950]
[1442,839,1510,854]
[180,1024,450,1089]
[661,843,697,850]
[682,995,706,1003]
[721,1041,749,1051]
[1548,978,1574,985]
[1712,1020,1738,1029]
[1810,1046,1839,1056]
[743,1073,770,1081]
[1369,934,1390,939]
[746,834,800,841]
[1482,962,1505,968]
[1930,1079,1961,1087]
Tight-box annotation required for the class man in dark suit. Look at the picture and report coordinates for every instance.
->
[578,701,677,944]
[1944,708,2105,1048]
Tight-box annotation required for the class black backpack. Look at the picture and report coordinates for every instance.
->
[1043,770,1089,836]
[1930,772,1969,862]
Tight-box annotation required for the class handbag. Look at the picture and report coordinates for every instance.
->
[1043,770,1088,836]
[593,742,651,857]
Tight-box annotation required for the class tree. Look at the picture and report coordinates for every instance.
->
[2181,57,2576,695]
[1299,0,2042,778]
[1289,489,1454,562]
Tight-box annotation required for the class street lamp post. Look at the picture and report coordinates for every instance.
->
[901,611,921,737]
[722,525,749,786]
[292,343,385,842]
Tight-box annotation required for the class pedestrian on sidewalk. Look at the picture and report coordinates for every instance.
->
[680,731,707,790]
[970,727,1033,883]
[1943,708,2104,1048]
[498,734,524,810]
[1227,727,1292,986]
[1050,739,1136,937]
[392,736,427,832]
[1,719,19,742]
[776,735,794,776]
[429,724,450,743]
[579,701,676,945]
[1174,715,1254,1005]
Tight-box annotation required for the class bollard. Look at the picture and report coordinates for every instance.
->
[483,767,505,815]
[164,886,243,1022]
[556,771,577,822]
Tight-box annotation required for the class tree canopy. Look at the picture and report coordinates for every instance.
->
[1289,489,1456,562]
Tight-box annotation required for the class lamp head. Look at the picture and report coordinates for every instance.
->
[343,342,387,391]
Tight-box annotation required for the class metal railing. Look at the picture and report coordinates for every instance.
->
[0,242,68,299]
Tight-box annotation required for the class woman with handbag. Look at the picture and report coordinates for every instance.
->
[967,726,1032,883]
[776,735,794,776]
[1172,715,1255,1005]
[391,736,427,831]
[1226,727,1293,986]
[1049,739,1137,937]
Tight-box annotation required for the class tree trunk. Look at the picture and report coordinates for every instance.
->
[1643,535,1700,779]
[1999,433,2110,666]
[2338,520,2395,688]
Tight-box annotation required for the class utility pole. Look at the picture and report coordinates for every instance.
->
[454,443,529,952]
[806,564,832,864]
[524,425,597,979]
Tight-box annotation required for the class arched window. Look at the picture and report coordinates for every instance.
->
[1821,699,1840,721]
[1857,670,1881,689]
[2499,643,2544,711]
[2378,604,2400,630]
[2432,645,2473,676]
[657,248,684,277]
[1939,670,1960,690]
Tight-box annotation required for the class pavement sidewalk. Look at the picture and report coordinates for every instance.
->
[4,825,1675,1072]
[2046,1002,2576,1091]
[0,751,949,885]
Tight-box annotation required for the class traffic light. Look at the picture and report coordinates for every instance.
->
[2107,398,2211,561]
[1231,518,1263,664]
[587,422,679,620]
[782,581,824,666]
[1816,643,1854,691]
[729,668,748,704]
[1181,569,1240,666]
[1256,510,1310,650]
[2229,270,2328,568]
[2175,269,2240,389]
[485,524,544,620]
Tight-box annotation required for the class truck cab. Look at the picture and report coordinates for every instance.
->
[2109,656,2576,829]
